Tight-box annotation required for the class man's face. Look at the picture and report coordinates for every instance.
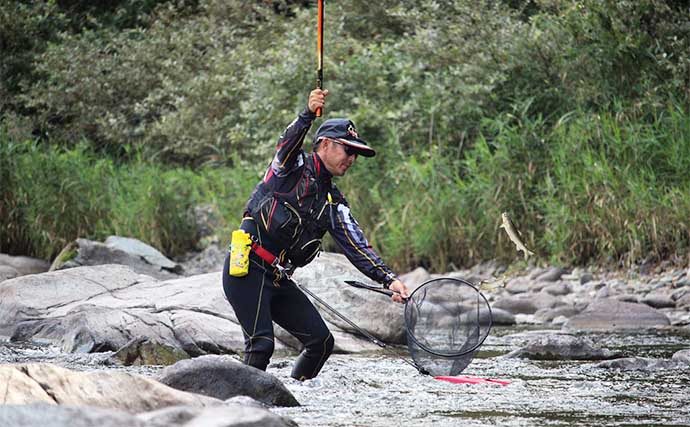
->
[318,139,358,176]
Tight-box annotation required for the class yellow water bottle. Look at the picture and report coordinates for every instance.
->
[229,230,252,277]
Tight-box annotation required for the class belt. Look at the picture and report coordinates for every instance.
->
[251,241,293,277]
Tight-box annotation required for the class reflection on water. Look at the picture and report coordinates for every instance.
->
[2,327,689,427]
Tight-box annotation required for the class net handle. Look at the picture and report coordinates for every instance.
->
[344,280,408,301]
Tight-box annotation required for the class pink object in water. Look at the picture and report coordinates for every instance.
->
[434,376,511,386]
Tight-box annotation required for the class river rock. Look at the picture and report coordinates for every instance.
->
[489,308,516,325]
[504,334,622,360]
[138,403,298,427]
[49,238,183,280]
[0,265,19,282]
[292,252,406,344]
[157,355,299,407]
[640,293,676,309]
[0,253,50,276]
[672,349,690,364]
[111,337,190,366]
[493,291,563,315]
[594,357,689,371]
[534,305,582,323]
[0,264,249,356]
[535,267,567,282]
[399,266,431,290]
[0,404,157,427]
[0,362,217,410]
[542,282,572,296]
[563,300,670,331]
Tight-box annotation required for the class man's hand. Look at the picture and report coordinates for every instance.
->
[308,88,329,113]
[389,279,410,304]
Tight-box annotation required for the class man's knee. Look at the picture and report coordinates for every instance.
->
[244,336,275,371]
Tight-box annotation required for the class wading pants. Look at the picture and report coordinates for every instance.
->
[222,220,334,380]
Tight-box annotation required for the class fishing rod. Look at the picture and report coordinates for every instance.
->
[290,279,426,374]
[315,0,324,117]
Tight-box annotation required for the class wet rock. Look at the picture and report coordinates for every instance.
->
[0,362,217,410]
[157,355,300,407]
[594,357,689,371]
[489,308,516,325]
[111,337,190,366]
[640,293,676,309]
[49,238,182,280]
[672,349,690,365]
[504,334,622,360]
[0,253,50,276]
[563,300,670,331]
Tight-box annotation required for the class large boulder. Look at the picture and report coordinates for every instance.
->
[292,252,406,344]
[563,299,670,331]
[49,237,182,280]
[138,403,298,427]
[158,355,299,407]
[0,363,217,411]
[504,334,622,360]
[0,253,50,277]
[493,291,564,315]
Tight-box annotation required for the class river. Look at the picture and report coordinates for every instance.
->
[2,325,689,426]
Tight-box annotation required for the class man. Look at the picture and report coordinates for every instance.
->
[222,88,410,381]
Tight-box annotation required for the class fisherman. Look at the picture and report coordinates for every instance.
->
[222,88,411,381]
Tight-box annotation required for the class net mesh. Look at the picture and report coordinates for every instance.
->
[404,277,492,376]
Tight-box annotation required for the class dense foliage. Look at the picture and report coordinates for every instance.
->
[2,0,689,271]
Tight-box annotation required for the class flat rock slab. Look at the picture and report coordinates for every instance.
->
[157,355,300,407]
[0,363,218,411]
[563,299,670,331]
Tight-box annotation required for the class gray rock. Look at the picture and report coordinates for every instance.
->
[138,403,298,427]
[0,265,19,282]
[489,308,516,325]
[580,272,594,285]
[0,362,218,410]
[534,305,582,323]
[0,404,158,427]
[493,291,563,315]
[111,337,190,366]
[0,253,50,276]
[399,266,431,290]
[50,238,182,280]
[543,282,572,296]
[158,355,299,407]
[672,349,690,364]
[563,300,670,331]
[640,293,676,309]
[504,334,622,360]
[594,357,689,371]
[676,292,690,309]
[535,267,567,282]
[292,252,406,344]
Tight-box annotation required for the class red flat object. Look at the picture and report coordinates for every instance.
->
[434,376,510,386]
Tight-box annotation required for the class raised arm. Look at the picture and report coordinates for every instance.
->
[271,89,328,177]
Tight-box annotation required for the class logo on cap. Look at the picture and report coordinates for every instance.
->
[347,124,359,139]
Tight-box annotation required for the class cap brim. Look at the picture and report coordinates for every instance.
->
[336,138,376,157]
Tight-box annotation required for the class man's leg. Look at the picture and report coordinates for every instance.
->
[271,280,334,380]
[222,254,276,371]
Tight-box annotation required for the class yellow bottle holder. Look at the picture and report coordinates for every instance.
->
[229,230,252,277]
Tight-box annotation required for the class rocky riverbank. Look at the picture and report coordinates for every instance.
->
[1,236,689,426]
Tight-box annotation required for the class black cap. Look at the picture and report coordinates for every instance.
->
[314,118,376,157]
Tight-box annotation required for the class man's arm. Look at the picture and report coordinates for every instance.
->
[329,198,410,302]
[270,89,328,177]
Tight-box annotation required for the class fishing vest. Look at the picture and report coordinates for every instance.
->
[245,154,340,267]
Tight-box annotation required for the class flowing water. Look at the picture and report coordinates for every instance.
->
[2,326,689,427]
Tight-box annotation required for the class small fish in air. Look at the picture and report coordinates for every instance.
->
[500,212,535,260]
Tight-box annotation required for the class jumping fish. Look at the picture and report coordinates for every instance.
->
[500,212,535,260]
